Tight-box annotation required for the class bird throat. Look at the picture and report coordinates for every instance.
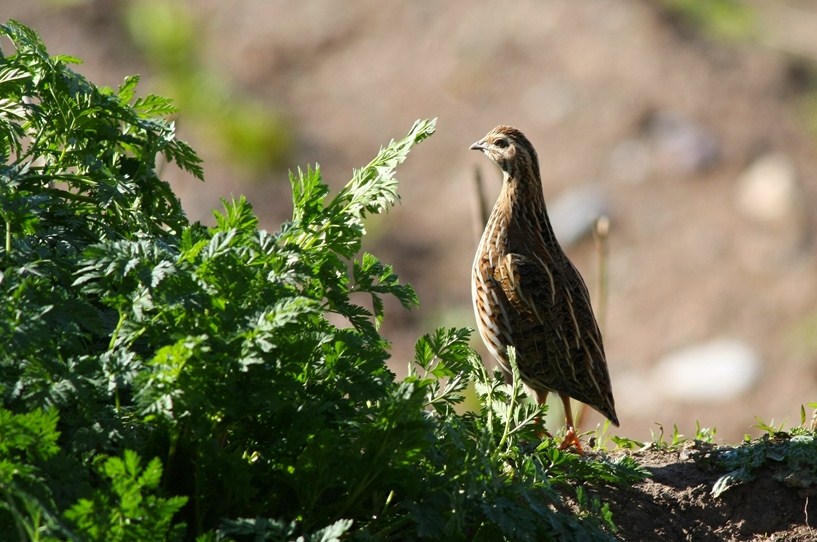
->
[497,170,556,253]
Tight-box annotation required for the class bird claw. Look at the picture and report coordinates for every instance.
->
[558,427,584,455]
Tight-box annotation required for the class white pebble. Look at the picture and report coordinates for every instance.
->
[653,339,761,402]
[736,153,797,223]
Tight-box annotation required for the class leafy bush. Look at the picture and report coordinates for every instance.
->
[0,20,644,541]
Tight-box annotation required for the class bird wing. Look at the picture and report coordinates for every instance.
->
[495,252,618,423]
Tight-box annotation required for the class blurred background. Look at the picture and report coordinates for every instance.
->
[6,0,817,442]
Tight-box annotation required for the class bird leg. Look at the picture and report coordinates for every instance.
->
[558,394,584,455]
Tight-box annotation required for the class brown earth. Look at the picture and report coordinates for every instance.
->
[585,443,817,541]
[7,1,817,539]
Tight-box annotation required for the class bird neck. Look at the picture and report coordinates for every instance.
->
[498,170,560,249]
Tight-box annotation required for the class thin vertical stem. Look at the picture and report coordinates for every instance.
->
[593,215,610,334]
[473,165,490,238]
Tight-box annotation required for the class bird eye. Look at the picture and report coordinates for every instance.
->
[495,138,509,149]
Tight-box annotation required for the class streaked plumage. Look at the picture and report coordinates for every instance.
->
[470,125,618,449]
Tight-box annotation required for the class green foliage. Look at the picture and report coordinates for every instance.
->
[64,450,187,541]
[0,408,67,540]
[661,0,757,43]
[68,118,434,537]
[0,20,201,247]
[1,21,647,541]
[610,421,716,452]
[711,420,817,498]
[0,19,200,541]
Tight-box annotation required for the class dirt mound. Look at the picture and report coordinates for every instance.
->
[588,443,816,541]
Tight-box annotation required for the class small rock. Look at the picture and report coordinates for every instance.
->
[735,153,798,223]
[653,338,761,403]
[643,111,720,175]
[548,184,611,247]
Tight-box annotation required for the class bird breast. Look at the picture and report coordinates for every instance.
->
[471,205,515,371]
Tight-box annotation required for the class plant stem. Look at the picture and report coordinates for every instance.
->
[496,347,520,453]
[4,216,10,259]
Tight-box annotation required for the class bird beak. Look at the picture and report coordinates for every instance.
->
[470,140,487,152]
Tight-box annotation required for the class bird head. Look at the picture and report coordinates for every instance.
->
[470,125,539,180]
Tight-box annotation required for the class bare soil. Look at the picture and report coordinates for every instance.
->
[586,444,817,541]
